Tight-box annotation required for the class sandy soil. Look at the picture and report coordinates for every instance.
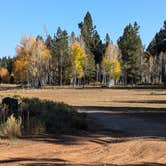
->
[0,86,166,165]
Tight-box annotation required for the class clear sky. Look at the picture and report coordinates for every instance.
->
[0,0,165,57]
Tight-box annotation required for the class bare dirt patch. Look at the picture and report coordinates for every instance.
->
[0,86,166,165]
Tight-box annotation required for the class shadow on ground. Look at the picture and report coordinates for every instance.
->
[0,157,165,166]
[21,134,83,145]
[75,105,166,112]
[18,105,166,146]
[0,157,66,164]
[75,105,166,139]
[23,163,166,166]
[114,100,166,104]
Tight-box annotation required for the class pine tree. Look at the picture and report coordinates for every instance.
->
[78,12,103,82]
[46,27,70,85]
[55,27,69,85]
[45,35,52,49]
[147,20,166,55]
[0,56,13,74]
[118,22,143,84]
[147,20,166,85]
[70,32,76,45]
[105,33,111,43]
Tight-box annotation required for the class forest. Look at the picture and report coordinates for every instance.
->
[0,5,166,165]
[0,12,166,88]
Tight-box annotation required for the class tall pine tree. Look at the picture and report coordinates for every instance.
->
[78,12,103,82]
[147,20,166,55]
[45,27,70,85]
[147,21,166,85]
[118,22,143,84]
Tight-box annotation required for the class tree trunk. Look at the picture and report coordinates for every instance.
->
[60,51,63,86]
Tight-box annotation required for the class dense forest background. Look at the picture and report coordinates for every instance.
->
[0,12,166,87]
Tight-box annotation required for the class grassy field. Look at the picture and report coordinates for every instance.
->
[1,85,166,108]
[0,85,166,165]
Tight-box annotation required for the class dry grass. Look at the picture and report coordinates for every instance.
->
[1,86,166,108]
[0,85,166,165]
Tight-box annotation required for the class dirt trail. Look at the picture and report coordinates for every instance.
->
[0,88,166,165]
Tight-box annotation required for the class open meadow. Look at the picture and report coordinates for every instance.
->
[0,1,166,165]
[0,85,166,165]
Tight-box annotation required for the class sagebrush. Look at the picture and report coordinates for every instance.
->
[0,114,22,138]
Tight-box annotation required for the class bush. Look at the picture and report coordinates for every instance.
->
[2,97,19,112]
[0,114,22,139]
[31,118,46,134]
[21,98,87,133]
[0,96,87,135]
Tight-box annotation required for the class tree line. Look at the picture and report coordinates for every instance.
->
[0,12,165,87]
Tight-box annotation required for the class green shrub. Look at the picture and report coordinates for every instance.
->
[0,114,22,139]
[21,98,87,133]
[31,118,46,134]
[0,96,87,135]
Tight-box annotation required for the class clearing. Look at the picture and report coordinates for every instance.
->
[0,86,166,165]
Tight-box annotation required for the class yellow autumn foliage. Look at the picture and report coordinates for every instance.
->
[113,59,121,79]
[13,56,28,82]
[13,35,50,83]
[71,43,87,78]
[102,56,112,75]
[102,55,121,80]
[0,67,9,82]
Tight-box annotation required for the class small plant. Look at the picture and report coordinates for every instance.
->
[31,119,46,134]
[0,114,22,139]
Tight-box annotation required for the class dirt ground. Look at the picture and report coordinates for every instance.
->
[0,86,166,165]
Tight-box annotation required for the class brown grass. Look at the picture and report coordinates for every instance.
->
[0,85,166,165]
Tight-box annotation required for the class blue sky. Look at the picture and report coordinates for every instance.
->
[0,0,165,57]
